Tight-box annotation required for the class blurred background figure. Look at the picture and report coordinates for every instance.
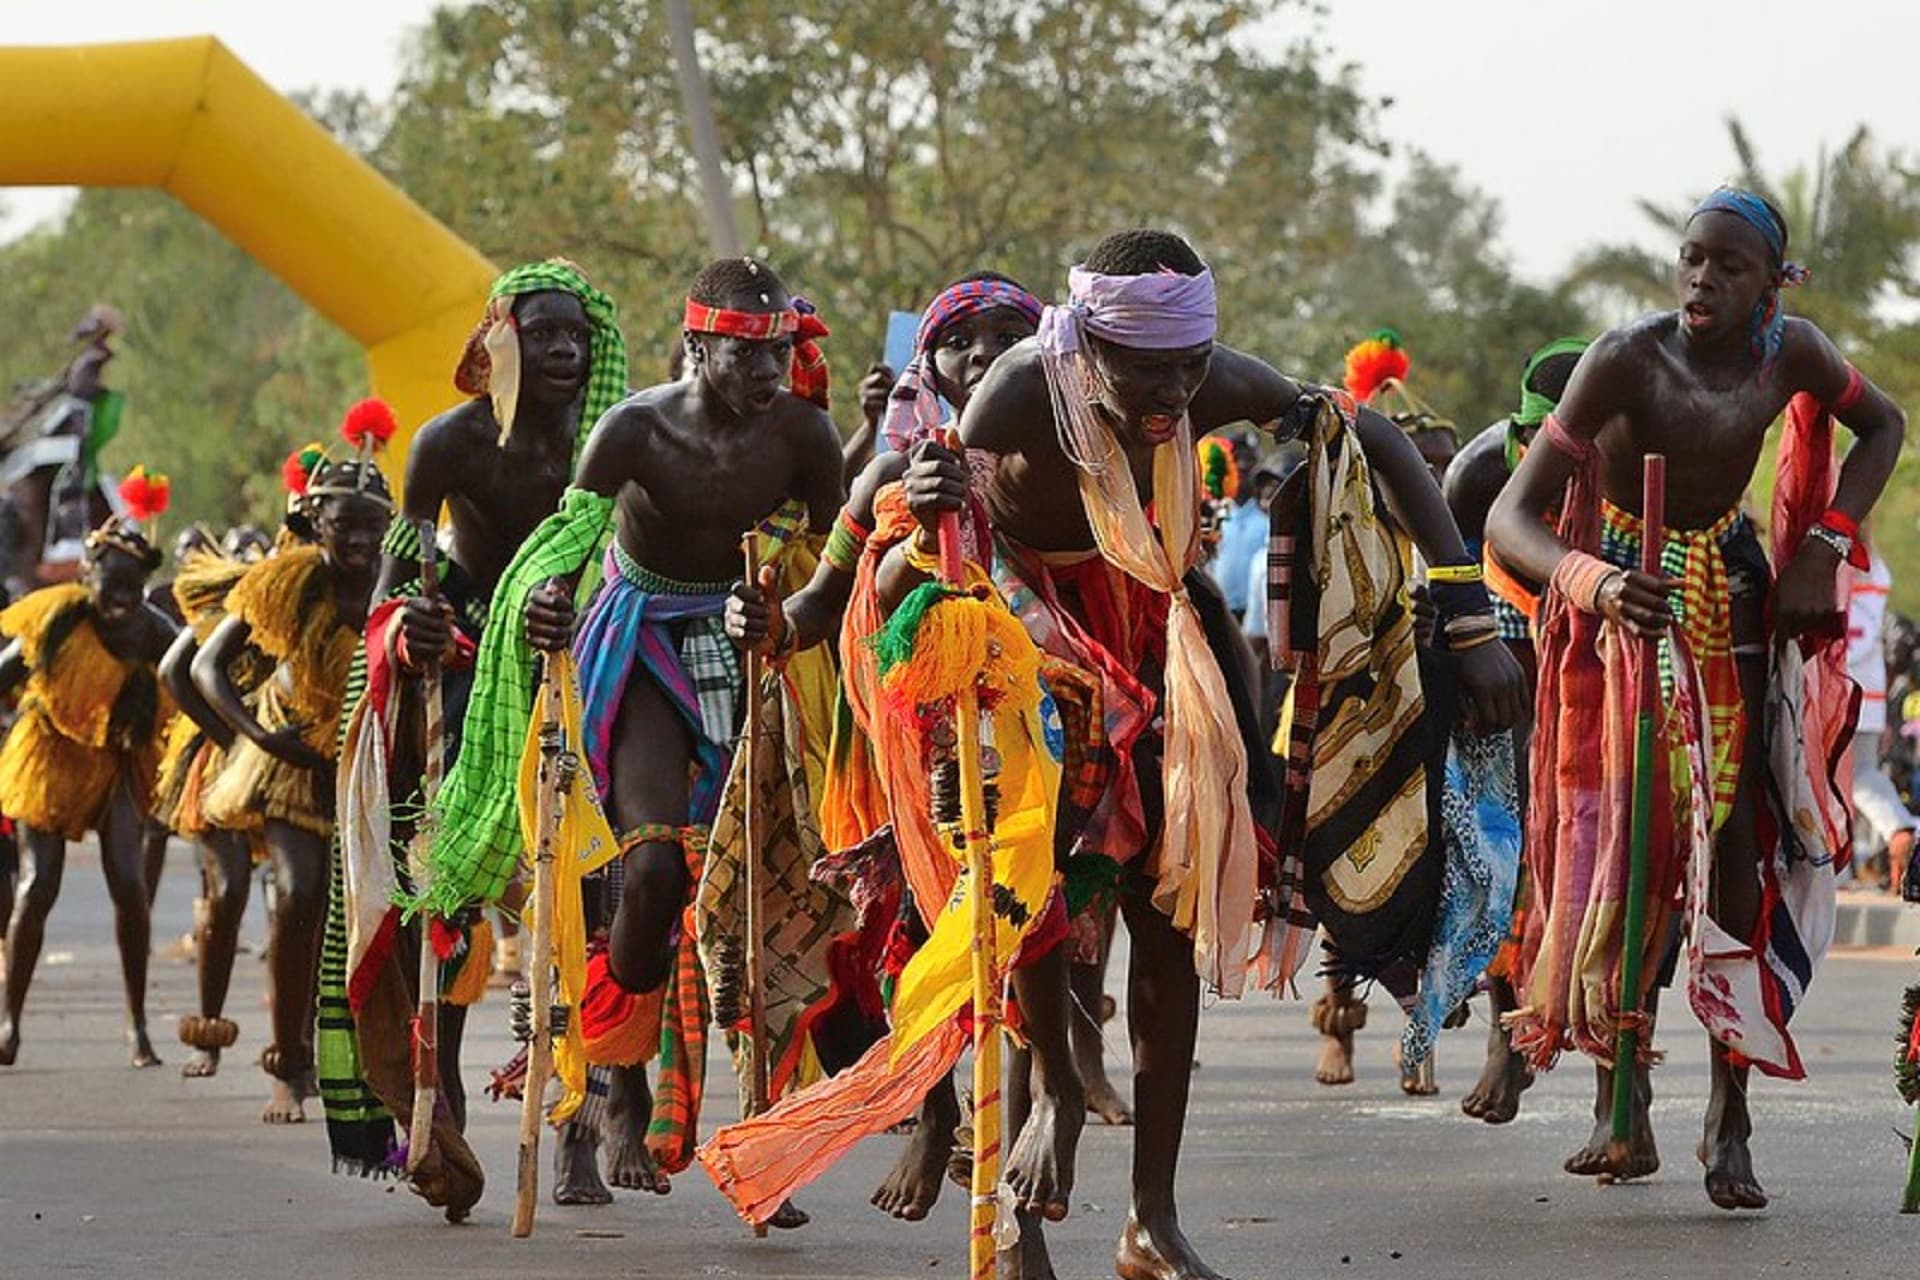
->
[1847,527,1917,892]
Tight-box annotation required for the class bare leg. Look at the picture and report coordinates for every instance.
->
[873,1073,959,1219]
[604,1062,669,1193]
[0,825,17,942]
[99,783,159,1067]
[438,1000,469,1131]
[603,673,694,994]
[554,1095,614,1205]
[1114,890,1222,1280]
[183,831,251,1077]
[1700,649,1769,1209]
[0,826,67,1065]
[141,817,169,908]
[260,820,327,1123]
[1073,903,1132,1125]
[1460,976,1532,1123]
[1004,946,1085,1223]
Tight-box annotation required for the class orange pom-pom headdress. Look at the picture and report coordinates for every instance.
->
[281,442,327,498]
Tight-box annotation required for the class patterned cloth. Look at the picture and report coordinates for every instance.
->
[1402,730,1522,1067]
[1511,403,1852,1080]
[1267,389,1437,996]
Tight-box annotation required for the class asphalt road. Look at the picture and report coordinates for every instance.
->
[2,840,1916,1280]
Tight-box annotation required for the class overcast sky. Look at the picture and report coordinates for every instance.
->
[3,1,1913,284]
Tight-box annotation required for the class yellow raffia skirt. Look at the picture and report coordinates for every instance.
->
[0,706,136,841]
[201,735,330,836]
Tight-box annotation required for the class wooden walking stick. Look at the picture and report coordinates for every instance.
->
[1609,454,1666,1162]
[740,537,772,1239]
[511,663,568,1238]
[931,506,1006,1280]
[405,521,445,1179]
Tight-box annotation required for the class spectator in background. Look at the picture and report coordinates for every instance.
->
[1209,429,1266,621]
[1847,527,1917,891]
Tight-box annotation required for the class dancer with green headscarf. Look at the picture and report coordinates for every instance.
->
[320,259,632,1215]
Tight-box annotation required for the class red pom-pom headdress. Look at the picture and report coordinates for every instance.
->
[117,465,172,524]
[306,398,397,510]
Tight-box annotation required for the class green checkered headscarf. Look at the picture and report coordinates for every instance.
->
[454,258,629,460]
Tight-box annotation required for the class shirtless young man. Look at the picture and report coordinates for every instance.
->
[901,229,1525,1280]
[350,260,636,1206]
[1489,189,1906,1210]
[521,257,842,1220]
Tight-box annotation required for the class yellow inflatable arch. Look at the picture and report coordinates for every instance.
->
[0,37,499,490]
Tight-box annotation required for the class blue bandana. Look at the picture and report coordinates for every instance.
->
[1688,188,1810,369]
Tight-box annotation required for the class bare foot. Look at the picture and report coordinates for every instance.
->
[1567,1063,1657,1182]
[1700,1057,1767,1211]
[130,1024,161,1069]
[1397,1045,1438,1097]
[181,1047,221,1078]
[1310,993,1363,1087]
[1699,1135,1768,1210]
[1004,1083,1085,1222]
[1085,1075,1135,1126]
[0,1016,20,1066]
[553,1123,614,1205]
[603,1126,669,1194]
[1460,1027,1532,1125]
[1313,1030,1355,1086]
[262,1078,306,1124]
[603,1065,669,1194]
[872,1102,957,1219]
[767,1198,810,1229]
[1116,1212,1226,1280]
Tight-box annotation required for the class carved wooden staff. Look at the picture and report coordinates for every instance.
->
[405,520,444,1179]
[740,537,772,1239]
[1609,454,1665,1161]
[511,663,567,1238]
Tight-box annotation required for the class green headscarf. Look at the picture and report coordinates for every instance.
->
[1514,337,1591,429]
[456,258,630,459]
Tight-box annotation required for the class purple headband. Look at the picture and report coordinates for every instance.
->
[1037,264,1218,358]
[882,278,1042,451]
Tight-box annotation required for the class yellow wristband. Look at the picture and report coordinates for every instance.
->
[1426,562,1485,585]
[900,534,941,576]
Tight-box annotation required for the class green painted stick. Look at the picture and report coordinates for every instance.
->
[1610,454,1665,1155]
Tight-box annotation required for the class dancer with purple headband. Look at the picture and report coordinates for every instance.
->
[1489,187,1906,1210]
[892,228,1525,1280]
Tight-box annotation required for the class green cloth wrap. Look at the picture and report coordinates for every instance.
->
[1514,336,1590,428]
[413,486,615,917]
[487,261,629,455]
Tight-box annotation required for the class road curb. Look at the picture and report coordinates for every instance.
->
[1834,890,1920,951]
